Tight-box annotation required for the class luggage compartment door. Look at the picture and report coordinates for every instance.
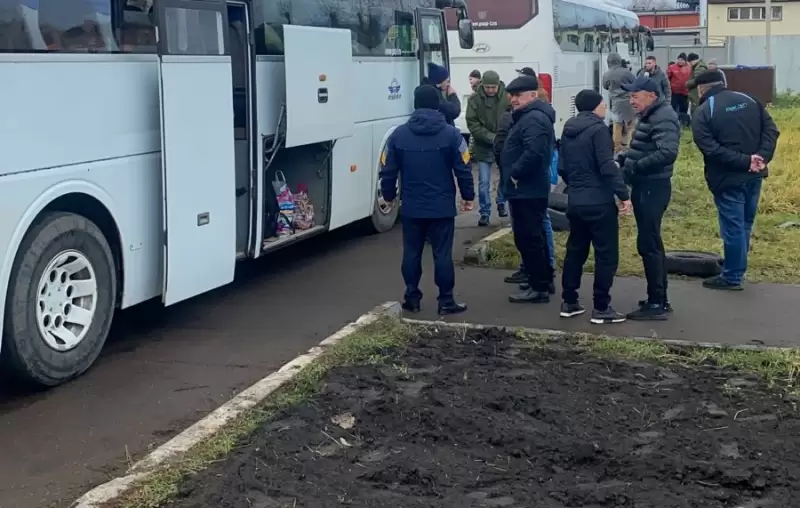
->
[156,0,237,305]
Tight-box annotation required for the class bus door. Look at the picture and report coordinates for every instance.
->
[154,0,237,305]
[415,8,449,83]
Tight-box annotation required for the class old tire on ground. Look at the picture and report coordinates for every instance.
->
[548,208,570,232]
[2,212,117,387]
[548,192,568,212]
[665,250,722,278]
[370,178,400,233]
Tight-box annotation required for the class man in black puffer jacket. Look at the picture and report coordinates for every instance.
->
[558,90,630,324]
[499,75,556,304]
[619,76,680,321]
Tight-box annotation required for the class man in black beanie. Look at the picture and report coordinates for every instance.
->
[558,90,630,324]
[379,85,475,315]
[499,75,557,303]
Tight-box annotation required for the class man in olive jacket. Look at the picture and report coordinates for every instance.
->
[466,70,510,226]
[685,52,708,110]
[619,76,680,321]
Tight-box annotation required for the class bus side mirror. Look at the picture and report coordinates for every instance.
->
[646,36,654,51]
[458,18,474,49]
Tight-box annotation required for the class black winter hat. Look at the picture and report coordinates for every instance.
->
[693,70,726,86]
[505,75,538,93]
[414,84,441,110]
[687,52,699,61]
[469,69,481,79]
[575,89,604,112]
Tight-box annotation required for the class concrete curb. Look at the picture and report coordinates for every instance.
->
[71,301,402,508]
[402,318,793,352]
[463,227,512,265]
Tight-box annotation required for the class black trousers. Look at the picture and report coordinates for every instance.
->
[562,203,619,310]
[509,198,553,292]
[671,94,690,126]
[632,180,672,305]
[401,217,455,304]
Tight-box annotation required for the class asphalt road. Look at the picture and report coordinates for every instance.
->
[0,211,497,508]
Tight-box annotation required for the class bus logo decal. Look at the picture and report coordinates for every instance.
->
[388,79,402,100]
[474,43,490,53]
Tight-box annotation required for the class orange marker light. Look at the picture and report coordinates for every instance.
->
[319,74,327,81]
[350,164,357,172]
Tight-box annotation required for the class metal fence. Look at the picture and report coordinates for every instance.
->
[653,35,800,93]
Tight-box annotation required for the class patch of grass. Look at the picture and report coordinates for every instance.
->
[485,108,800,283]
[112,317,412,508]
[570,334,800,390]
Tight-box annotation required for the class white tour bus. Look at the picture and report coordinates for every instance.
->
[0,0,474,387]
[445,0,654,137]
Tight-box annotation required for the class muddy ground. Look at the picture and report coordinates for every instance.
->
[166,327,800,507]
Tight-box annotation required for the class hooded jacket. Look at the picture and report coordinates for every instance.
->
[559,112,629,207]
[686,59,708,107]
[379,108,475,218]
[667,62,691,96]
[691,85,780,194]
[623,98,680,184]
[602,53,637,123]
[499,100,556,200]
[465,80,509,162]
[637,65,671,102]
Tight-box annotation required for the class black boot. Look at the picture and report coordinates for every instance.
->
[504,269,527,284]
[401,300,421,313]
[438,301,468,315]
[509,289,550,304]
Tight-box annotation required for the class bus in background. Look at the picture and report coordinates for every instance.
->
[445,0,654,137]
[0,0,473,387]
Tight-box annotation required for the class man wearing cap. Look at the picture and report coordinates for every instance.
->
[690,70,779,291]
[499,74,557,304]
[425,62,461,126]
[468,69,481,92]
[619,76,680,320]
[558,89,631,324]
[603,52,637,153]
[379,85,475,315]
[466,70,510,226]
[685,52,708,111]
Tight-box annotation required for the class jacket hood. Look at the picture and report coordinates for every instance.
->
[512,99,556,124]
[562,111,604,138]
[607,52,622,66]
[477,81,506,99]
[407,108,448,135]
[698,84,727,105]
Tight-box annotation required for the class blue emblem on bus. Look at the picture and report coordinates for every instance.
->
[388,79,401,100]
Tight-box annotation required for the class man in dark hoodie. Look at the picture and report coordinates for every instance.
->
[558,90,631,324]
[425,62,461,126]
[499,74,557,304]
[379,85,475,316]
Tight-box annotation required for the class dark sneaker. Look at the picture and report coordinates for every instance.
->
[560,301,585,318]
[401,300,421,313]
[497,203,508,217]
[478,215,490,227]
[702,275,743,291]
[627,303,668,321]
[591,307,627,324]
[519,282,530,291]
[638,299,673,313]
[509,290,550,304]
[438,301,467,315]
[504,270,527,284]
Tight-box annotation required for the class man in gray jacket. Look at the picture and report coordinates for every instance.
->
[637,55,671,103]
[603,52,637,153]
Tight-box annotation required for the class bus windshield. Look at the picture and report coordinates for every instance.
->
[445,0,536,30]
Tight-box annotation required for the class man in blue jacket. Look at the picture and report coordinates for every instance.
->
[425,62,461,126]
[379,85,475,315]
[691,70,779,291]
[500,75,557,303]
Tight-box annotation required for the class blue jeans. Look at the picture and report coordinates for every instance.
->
[714,178,762,285]
[478,161,505,217]
[518,212,556,272]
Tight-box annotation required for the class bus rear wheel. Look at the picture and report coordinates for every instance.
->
[2,212,116,387]
[370,177,400,233]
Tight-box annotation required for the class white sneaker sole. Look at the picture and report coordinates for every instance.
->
[590,317,627,324]
[560,309,586,318]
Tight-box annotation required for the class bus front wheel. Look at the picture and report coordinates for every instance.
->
[2,212,117,387]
